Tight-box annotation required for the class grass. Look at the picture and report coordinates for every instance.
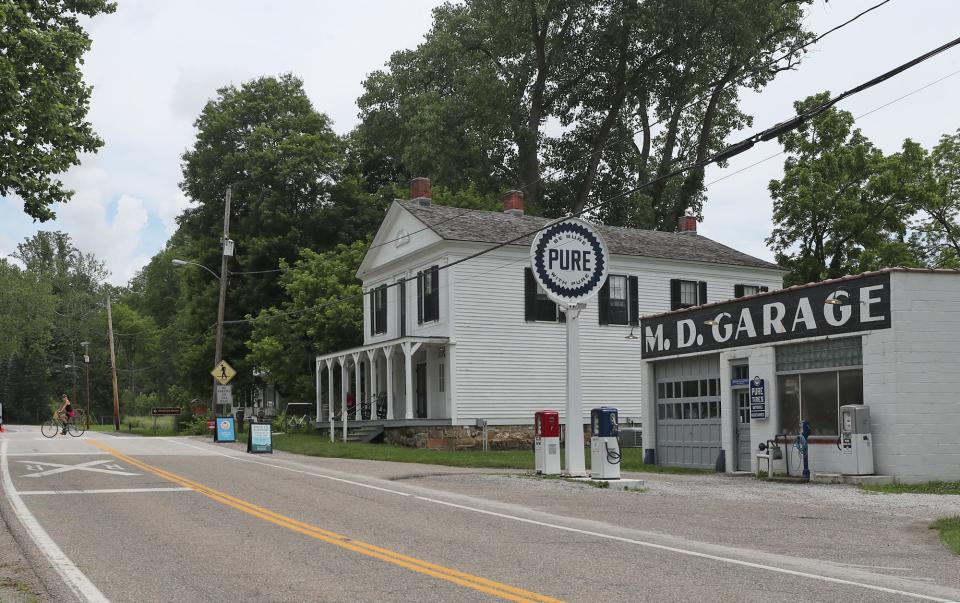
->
[859,481,960,495]
[85,416,180,437]
[930,517,960,555]
[267,433,710,475]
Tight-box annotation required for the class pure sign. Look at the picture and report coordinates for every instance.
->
[530,218,609,305]
[750,377,766,420]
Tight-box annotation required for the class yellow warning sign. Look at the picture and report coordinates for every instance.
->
[211,360,236,385]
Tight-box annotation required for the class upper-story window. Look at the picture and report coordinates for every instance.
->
[598,274,639,326]
[417,266,439,324]
[670,279,707,310]
[370,285,387,335]
[524,268,565,322]
[734,284,769,298]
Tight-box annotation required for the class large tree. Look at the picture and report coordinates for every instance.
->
[911,129,960,268]
[767,94,926,286]
[0,0,115,221]
[355,0,811,227]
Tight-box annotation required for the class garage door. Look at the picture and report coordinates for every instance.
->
[655,355,721,469]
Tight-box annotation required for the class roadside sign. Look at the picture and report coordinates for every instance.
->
[211,360,236,385]
[150,407,182,416]
[530,218,609,305]
[216,385,233,405]
[214,416,236,442]
[248,423,273,454]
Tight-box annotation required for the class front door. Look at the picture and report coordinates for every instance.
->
[736,390,752,470]
[415,363,427,418]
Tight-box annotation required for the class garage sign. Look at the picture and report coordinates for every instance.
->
[530,218,609,305]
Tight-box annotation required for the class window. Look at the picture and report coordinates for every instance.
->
[734,284,769,298]
[417,266,439,324]
[370,285,387,335]
[732,365,749,381]
[598,275,638,325]
[524,268,566,322]
[670,279,707,310]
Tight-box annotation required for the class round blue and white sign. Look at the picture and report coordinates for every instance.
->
[530,218,609,305]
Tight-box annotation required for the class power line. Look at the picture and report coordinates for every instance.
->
[225,36,960,328]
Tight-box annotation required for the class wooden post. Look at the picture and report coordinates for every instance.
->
[106,296,121,431]
[212,186,232,416]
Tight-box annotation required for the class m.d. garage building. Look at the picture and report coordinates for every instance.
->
[638,268,960,483]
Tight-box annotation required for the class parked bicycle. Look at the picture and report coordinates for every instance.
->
[41,411,85,438]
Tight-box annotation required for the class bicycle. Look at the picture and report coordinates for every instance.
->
[40,412,85,438]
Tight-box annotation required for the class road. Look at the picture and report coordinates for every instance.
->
[1,426,959,602]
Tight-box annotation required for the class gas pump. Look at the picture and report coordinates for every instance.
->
[590,407,621,480]
[534,410,561,475]
[839,405,874,475]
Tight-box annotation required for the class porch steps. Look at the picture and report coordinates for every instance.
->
[316,422,384,443]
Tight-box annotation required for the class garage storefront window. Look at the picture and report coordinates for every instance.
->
[776,338,863,436]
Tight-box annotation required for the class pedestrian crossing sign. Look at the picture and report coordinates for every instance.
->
[212,360,236,385]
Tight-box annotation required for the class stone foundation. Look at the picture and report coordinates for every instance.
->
[384,425,536,451]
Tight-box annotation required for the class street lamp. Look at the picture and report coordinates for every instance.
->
[171,259,221,281]
[80,341,91,429]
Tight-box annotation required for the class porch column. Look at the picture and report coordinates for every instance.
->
[339,356,348,441]
[366,349,377,421]
[325,359,335,442]
[384,345,395,420]
[401,341,422,420]
[352,352,361,422]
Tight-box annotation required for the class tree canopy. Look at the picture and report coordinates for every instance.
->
[0,0,116,221]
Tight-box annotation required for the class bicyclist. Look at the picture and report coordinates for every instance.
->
[56,394,74,435]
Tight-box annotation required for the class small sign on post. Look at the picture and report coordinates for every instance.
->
[216,385,233,405]
[248,423,273,454]
[150,407,182,416]
[750,377,767,419]
[211,360,236,385]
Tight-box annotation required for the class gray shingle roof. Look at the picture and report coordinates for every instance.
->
[399,200,783,271]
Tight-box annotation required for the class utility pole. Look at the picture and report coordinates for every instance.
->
[80,341,91,429]
[212,186,232,417]
[69,348,79,412]
[106,296,121,431]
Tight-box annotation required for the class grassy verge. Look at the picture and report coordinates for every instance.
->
[859,481,960,495]
[930,517,960,555]
[267,433,710,475]
[85,416,180,437]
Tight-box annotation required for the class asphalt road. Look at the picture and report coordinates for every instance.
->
[1,426,959,602]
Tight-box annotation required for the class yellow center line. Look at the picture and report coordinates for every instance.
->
[88,440,563,603]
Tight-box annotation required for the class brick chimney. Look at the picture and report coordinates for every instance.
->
[502,190,524,216]
[410,177,432,206]
[678,214,697,234]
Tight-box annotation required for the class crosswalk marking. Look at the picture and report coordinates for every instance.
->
[19,459,139,477]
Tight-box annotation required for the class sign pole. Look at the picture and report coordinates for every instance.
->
[565,303,587,476]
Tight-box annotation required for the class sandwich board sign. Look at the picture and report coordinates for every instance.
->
[530,217,608,476]
[248,423,273,454]
[214,416,236,442]
[212,360,236,385]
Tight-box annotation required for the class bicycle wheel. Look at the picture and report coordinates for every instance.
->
[40,420,59,438]
[68,418,85,437]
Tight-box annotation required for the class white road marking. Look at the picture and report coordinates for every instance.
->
[5,452,110,457]
[0,440,109,602]
[18,487,191,496]
[20,459,139,477]
[161,437,958,603]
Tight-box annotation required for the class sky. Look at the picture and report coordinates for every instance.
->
[2,0,959,284]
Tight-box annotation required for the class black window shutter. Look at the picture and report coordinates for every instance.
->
[759,285,769,293]
[670,279,681,311]
[698,281,708,306]
[369,290,374,335]
[417,271,424,324]
[597,277,610,325]
[399,278,406,337]
[629,275,639,326]
[524,268,535,321]
[430,266,439,321]
[734,284,745,298]
[558,305,566,322]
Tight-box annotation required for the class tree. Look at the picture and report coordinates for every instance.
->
[356,0,811,226]
[911,130,960,268]
[766,94,924,286]
[246,241,367,403]
[0,0,116,221]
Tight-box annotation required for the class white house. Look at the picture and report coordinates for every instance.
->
[314,178,785,447]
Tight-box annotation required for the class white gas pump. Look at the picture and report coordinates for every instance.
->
[590,407,621,480]
[534,411,561,475]
[839,405,874,475]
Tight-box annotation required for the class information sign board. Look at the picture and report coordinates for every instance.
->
[247,423,273,454]
[750,377,766,419]
[216,384,233,405]
[150,407,182,416]
[214,416,236,442]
